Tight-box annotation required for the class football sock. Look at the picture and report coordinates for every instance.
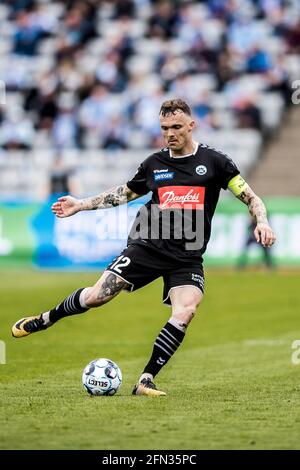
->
[142,320,186,378]
[43,288,89,325]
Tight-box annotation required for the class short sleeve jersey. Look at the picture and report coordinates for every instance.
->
[126,143,239,263]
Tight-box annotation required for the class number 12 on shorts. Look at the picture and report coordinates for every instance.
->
[110,256,131,274]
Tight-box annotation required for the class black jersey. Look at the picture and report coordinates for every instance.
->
[126,143,240,262]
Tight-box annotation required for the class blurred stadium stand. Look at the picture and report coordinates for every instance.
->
[0,0,300,200]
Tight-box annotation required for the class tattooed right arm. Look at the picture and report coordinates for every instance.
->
[51,184,141,218]
[80,184,140,211]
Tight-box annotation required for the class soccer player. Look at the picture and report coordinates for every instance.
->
[12,99,276,396]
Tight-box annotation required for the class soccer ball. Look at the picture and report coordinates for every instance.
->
[82,358,122,396]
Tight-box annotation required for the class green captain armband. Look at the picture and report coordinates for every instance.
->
[227,174,249,196]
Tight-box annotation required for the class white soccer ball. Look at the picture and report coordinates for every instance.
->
[82,358,122,396]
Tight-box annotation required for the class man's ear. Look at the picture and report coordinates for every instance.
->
[189,120,195,132]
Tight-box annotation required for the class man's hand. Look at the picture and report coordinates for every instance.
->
[52,196,82,218]
[254,223,276,248]
[235,186,276,248]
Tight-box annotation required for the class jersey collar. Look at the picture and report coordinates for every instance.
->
[169,142,199,159]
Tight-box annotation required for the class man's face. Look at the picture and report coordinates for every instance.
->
[159,111,195,151]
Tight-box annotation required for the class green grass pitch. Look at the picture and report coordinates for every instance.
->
[0,269,299,450]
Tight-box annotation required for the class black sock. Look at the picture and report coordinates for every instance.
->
[49,288,89,324]
[143,321,185,378]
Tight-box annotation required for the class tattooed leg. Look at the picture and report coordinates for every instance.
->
[84,271,129,308]
[98,273,127,301]
[11,271,129,335]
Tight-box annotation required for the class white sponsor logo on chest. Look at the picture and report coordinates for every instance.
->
[161,189,202,208]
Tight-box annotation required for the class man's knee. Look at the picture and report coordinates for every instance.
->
[170,286,203,325]
[172,303,198,325]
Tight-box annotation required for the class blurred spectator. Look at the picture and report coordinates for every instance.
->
[111,0,136,19]
[13,11,46,56]
[96,50,128,93]
[56,59,84,93]
[8,0,36,15]
[147,0,180,39]
[228,14,262,54]
[215,48,236,91]
[193,94,216,130]
[157,52,188,90]
[131,83,165,144]
[233,98,262,131]
[247,46,272,74]
[286,19,300,53]
[102,115,129,150]
[0,107,35,150]
[265,54,292,107]
[62,7,96,46]
[56,6,96,59]
[46,155,80,199]
[79,84,118,132]
[24,88,58,130]
[237,219,275,269]
[52,93,80,149]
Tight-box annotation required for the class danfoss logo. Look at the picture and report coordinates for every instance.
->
[158,186,205,210]
[162,190,199,205]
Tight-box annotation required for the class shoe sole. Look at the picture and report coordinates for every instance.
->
[132,384,166,397]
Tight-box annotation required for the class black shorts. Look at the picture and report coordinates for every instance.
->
[105,244,205,306]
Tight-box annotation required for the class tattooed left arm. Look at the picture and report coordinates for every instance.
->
[235,186,276,248]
